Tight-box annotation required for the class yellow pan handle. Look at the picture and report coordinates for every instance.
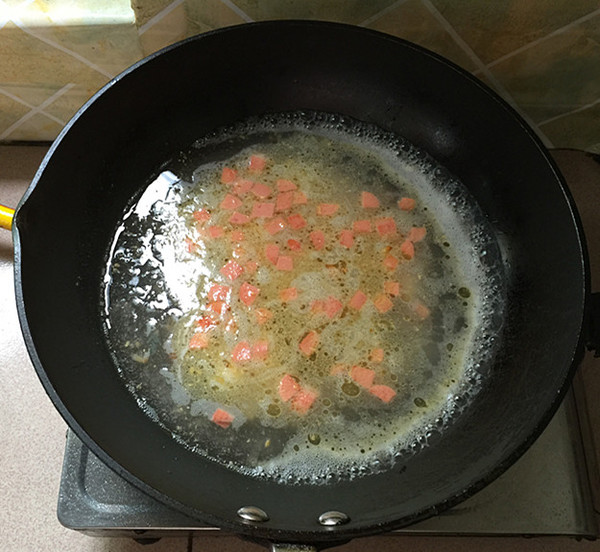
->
[0,204,15,231]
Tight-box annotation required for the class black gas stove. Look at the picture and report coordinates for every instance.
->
[56,150,600,544]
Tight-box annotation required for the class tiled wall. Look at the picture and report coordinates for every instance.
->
[1,0,599,152]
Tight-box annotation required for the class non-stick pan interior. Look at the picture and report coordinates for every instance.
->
[14,21,587,542]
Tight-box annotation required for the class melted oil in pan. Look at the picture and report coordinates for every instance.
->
[102,112,506,484]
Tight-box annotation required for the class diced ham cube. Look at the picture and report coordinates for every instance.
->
[189,332,209,350]
[383,254,399,271]
[251,202,275,218]
[339,229,354,248]
[309,230,325,250]
[254,308,273,325]
[373,294,394,313]
[375,218,397,237]
[349,290,367,310]
[185,237,198,253]
[353,219,372,233]
[265,243,280,265]
[252,182,272,198]
[291,389,318,414]
[252,340,269,360]
[317,203,340,216]
[239,282,260,306]
[220,193,243,210]
[193,209,211,222]
[323,296,343,318]
[211,408,234,428]
[276,255,294,271]
[277,179,297,192]
[195,316,217,332]
[233,179,254,196]
[248,155,267,173]
[278,374,301,402]
[229,212,250,225]
[299,330,319,356]
[361,191,380,209]
[245,260,258,274]
[369,385,397,403]
[287,213,307,229]
[398,197,416,211]
[287,239,302,251]
[265,217,286,235]
[275,191,295,212]
[293,191,308,205]
[220,167,237,184]
[400,239,415,260]
[207,283,231,302]
[231,341,253,362]
[384,281,401,297]
[220,259,244,281]
[280,287,298,302]
[351,365,375,388]
[408,226,427,243]
[207,301,229,315]
[208,225,224,238]
[370,348,384,363]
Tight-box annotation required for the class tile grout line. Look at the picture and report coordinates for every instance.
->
[218,0,254,23]
[138,0,186,35]
[0,83,74,141]
[359,0,411,27]
[0,87,67,126]
[8,15,114,78]
[419,0,554,148]
[538,97,600,127]
[0,87,35,110]
[486,7,600,69]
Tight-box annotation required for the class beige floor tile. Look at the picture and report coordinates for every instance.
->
[5,112,64,141]
[0,93,31,137]
[0,83,62,111]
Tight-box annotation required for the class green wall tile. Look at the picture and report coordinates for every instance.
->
[185,0,248,35]
[131,0,177,28]
[540,102,600,153]
[429,0,599,64]
[488,14,600,124]
[228,0,399,25]
[366,0,479,72]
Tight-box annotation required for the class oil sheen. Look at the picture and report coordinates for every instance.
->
[102,112,505,484]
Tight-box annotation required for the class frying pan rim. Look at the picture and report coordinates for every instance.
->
[12,20,590,542]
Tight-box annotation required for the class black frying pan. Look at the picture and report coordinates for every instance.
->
[12,21,588,549]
